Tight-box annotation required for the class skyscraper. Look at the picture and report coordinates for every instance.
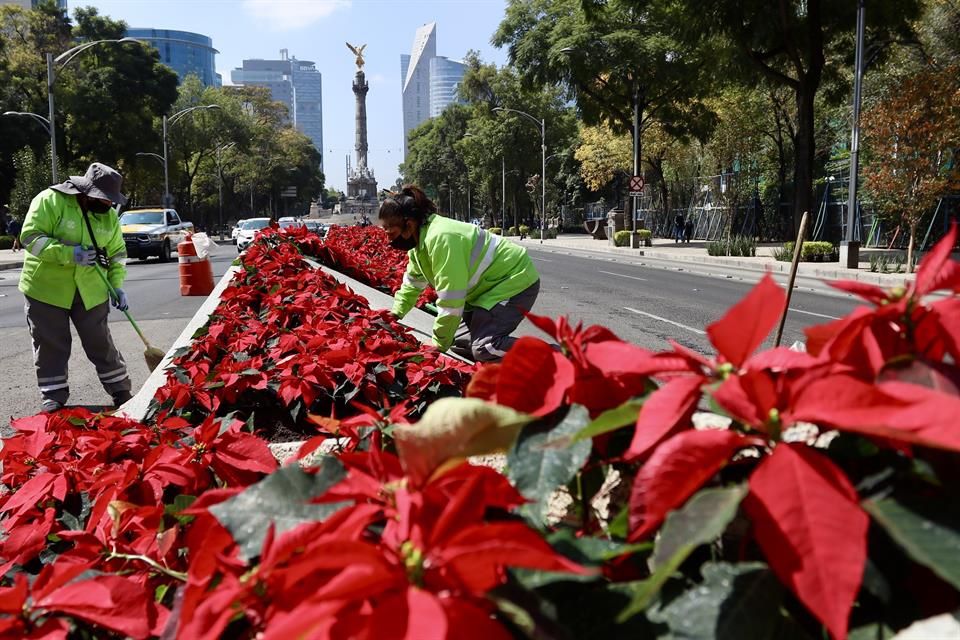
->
[231,50,324,167]
[126,28,221,87]
[400,23,467,161]
[400,22,436,160]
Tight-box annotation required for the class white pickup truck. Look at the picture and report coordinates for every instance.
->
[120,208,194,262]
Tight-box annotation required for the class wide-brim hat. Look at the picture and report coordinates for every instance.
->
[51,162,127,206]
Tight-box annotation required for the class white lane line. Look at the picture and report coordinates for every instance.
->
[791,308,841,320]
[531,257,554,262]
[599,270,648,282]
[624,307,707,335]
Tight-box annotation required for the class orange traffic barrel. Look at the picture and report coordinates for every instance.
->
[178,234,214,296]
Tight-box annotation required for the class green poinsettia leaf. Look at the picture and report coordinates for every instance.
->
[573,399,644,442]
[508,404,592,526]
[864,494,960,591]
[209,457,348,561]
[648,562,806,640]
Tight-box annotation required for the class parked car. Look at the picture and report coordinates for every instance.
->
[303,220,327,237]
[120,208,193,262]
[236,217,272,252]
[277,216,304,230]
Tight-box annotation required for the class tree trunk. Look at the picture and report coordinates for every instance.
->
[793,82,817,239]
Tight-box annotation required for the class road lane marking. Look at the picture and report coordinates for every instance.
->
[531,257,554,262]
[791,308,841,320]
[624,307,707,335]
[599,270,648,282]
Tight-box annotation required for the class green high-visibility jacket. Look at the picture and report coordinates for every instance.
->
[18,188,127,310]
[392,214,539,351]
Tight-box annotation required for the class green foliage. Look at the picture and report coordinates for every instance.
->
[800,241,836,261]
[772,245,793,262]
[518,224,531,236]
[9,147,50,219]
[614,230,632,247]
[707,239,728,256]
[870,254,890,273]
[506,226,519,236]
[637,229,652,240]
[0,235,13,250]
[488,227,503,235]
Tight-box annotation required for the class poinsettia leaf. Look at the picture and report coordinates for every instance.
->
[914,222,957,296]
[863,494,960,592]
[744,444,867,640]
[625,376,703,461]
[573,399,645,442]
[507,404,592,525]
[826,280,893,305]
[496,337,575,416]
[367,587,448,640]
[36,574,153,639]
[209,458,349,561]
[629,429,750,541]
[647,562,804,640]
[651,484,747,570]
[706,274,785,367]
[393,397,534,487]
[513,530,650,589]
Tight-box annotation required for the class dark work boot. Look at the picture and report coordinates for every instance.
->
[41,398,64,413]
[112,390,133,408]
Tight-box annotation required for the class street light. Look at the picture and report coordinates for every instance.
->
[493,107,546,243]
[2,111,52,135]
[46,37,142,182]
[841,0,866,269]
[159,104,221,207]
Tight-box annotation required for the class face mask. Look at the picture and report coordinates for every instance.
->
[390,234,417,251]
[87,200,112,214]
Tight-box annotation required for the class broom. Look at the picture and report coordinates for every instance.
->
[91,264,166,372]
[80,209,165,372]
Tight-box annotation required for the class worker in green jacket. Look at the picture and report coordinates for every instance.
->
[381,184,540,362]
[18,163,132,413]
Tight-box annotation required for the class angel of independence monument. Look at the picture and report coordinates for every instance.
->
[343,43,378,217]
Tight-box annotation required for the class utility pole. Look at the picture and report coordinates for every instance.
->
[841,0,866,269]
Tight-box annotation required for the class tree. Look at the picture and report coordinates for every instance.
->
[861,63,960,271]
[655,0,921,235]
[495,0,717,220]
[8,147,51,219]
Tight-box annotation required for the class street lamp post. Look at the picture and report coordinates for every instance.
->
[841,0,866,269]
[46,38,142,183]
[159,104,221,208]
[494,107,546,243]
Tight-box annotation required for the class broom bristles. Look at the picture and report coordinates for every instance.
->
[144,346,166,372]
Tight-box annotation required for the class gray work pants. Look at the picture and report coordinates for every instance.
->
[462,279,540,362]
[24,293,131,404]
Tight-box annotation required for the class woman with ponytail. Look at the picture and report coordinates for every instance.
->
[379,184,540,362]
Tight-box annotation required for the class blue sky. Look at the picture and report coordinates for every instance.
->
[82,0,511,191]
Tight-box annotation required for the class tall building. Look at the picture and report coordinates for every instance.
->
[429,56,467,118]
[1,0,68,8]
[400,23,466,161]
[231,50,323,166]
[126,28,221,87]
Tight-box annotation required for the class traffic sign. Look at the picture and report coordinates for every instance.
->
[629,175,644,192]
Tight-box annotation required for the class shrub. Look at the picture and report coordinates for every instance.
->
[488,227,502,236]
[801,241,835,261]
[707,240,728,256]
[506,226,519,236]
[637,229,652,240]
[519,225,531,236]
[614,230,632,247]
[543,227,558,239]
[736,235,757,257]
[0,235,13,250]
[772,245,793,262]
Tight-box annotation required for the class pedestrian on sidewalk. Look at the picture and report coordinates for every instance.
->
[684,218,694,243]
[18,162,133,413]
[674,213,685,243]
[380,184,540,363]
[8,216,22,252]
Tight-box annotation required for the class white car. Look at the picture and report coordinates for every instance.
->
[278,216,304,230]
[236,218,272,252]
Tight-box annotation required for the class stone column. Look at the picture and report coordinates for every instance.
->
[353,70,369,170]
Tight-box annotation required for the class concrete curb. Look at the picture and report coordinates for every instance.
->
[0,261,23,272]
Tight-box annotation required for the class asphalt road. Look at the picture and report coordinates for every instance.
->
[515,244,862,354]
[0,243,236,418]
[0,237,867,420]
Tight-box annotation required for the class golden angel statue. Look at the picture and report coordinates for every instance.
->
[346,42,366,69]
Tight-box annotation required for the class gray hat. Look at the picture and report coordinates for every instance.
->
[51,162,127,205]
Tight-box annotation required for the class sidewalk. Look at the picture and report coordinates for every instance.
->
[0,249,25,271]
[514,234,919,288]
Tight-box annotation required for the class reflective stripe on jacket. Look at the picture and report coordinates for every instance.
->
[392,214,539,351]
[18,189,127,310]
